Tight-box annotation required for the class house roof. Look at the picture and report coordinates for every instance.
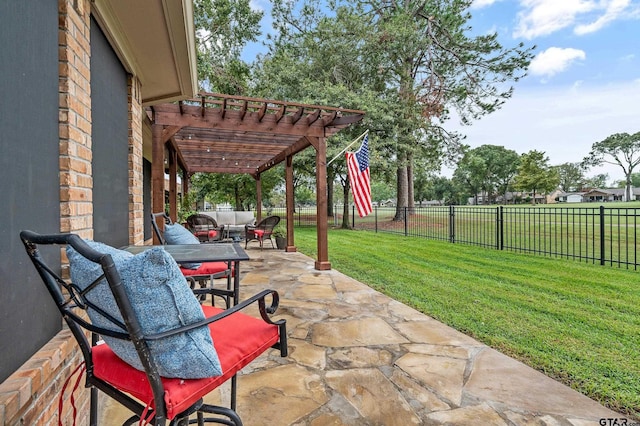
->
[92,0,198,105]
[149,93,366,176]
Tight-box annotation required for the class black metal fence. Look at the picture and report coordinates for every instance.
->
[289,205,640,270]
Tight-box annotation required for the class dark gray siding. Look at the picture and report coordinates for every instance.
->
[0,0,61,382]
[90,18,129,247]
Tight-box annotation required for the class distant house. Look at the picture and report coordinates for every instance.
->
[556,188,640,203]
[556,192,586,203]
[420,200,443,206]
[583,189,620,202]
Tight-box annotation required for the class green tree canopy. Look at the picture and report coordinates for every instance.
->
[582,131,640,201]
[514,150,559,205]
[453,144,519,204]
[583,173,610,189]
[190,167,283,210]
[554,162,585,192]
[194,0,263,93]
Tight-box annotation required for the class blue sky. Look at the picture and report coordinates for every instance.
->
[245,0,640,184]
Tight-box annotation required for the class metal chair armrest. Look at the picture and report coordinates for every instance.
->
[146,289,283,341]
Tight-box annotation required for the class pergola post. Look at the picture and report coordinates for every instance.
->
[312,137,330,270]
[255,173,262,222]
[168,147,178,223]
[151,123,165,244]
[285,155,296,252]
[183,170,190,197]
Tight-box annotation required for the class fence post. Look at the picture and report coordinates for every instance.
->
[498,206,504,250]
[404,207,408,236]
[375,206,378,233]
[449,205,455,243]
[352,205,355,228]
[600,205,605,266]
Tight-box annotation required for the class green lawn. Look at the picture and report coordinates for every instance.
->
[293,227,640,419]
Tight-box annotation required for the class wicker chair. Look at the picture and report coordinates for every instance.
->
[186,214,224,243]
[245,215,280,250]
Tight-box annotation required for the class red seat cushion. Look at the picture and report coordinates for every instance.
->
[193,230,218,239]
[252,230,265,238]
[179,261,233,277]
[92,305,280,420]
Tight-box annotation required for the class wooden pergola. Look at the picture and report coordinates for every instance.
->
[149,92,365,270]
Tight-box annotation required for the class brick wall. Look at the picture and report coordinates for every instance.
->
[128,76,145,246]
[59,0,93,241]
[0,0,146,424]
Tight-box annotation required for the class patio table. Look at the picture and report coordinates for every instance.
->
[122,243,249,305]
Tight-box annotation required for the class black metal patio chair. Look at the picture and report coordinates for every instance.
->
[245,215,280,250]
[20,230,287,426]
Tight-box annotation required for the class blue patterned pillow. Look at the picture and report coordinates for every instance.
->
[163,223,201,269]
[66,240,221,379]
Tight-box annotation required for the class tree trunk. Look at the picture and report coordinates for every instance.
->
[327,173,334,217]
[626,174,632,201]
[394,160,408,221]
[342,180,351,228]
[234,185,242,210]
[407,155,415,215]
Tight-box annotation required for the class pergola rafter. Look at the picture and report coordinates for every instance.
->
[149,92,365,270]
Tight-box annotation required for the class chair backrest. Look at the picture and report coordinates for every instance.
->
[256,215,281,234]
[186,213,218,230]
[151,212,172,245]
[19,230,168,420]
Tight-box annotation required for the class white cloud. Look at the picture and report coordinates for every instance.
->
[513,0,636,39]
[620,54,636,62]
[471,0,500,8]
[514,0,595,39]
[529,47,586,78]
[575,0,630,34]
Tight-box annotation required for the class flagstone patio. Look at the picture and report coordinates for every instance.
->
[100,247,623,425]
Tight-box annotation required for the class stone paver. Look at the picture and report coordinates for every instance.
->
[100,248,626,425]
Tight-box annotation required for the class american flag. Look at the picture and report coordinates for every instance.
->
[346,134,372,217]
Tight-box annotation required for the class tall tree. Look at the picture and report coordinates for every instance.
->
[582,132,640,201]
[361,0,534,218]
[254,1,387,227]
[257,0,533,221]
[194,0,263,94]
[514,150,559,205]
[554,162,585,192]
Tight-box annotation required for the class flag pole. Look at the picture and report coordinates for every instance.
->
[327,130,369,166]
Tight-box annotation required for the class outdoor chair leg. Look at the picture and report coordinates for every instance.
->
[90,387,98,426]
[231,374,237,411]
